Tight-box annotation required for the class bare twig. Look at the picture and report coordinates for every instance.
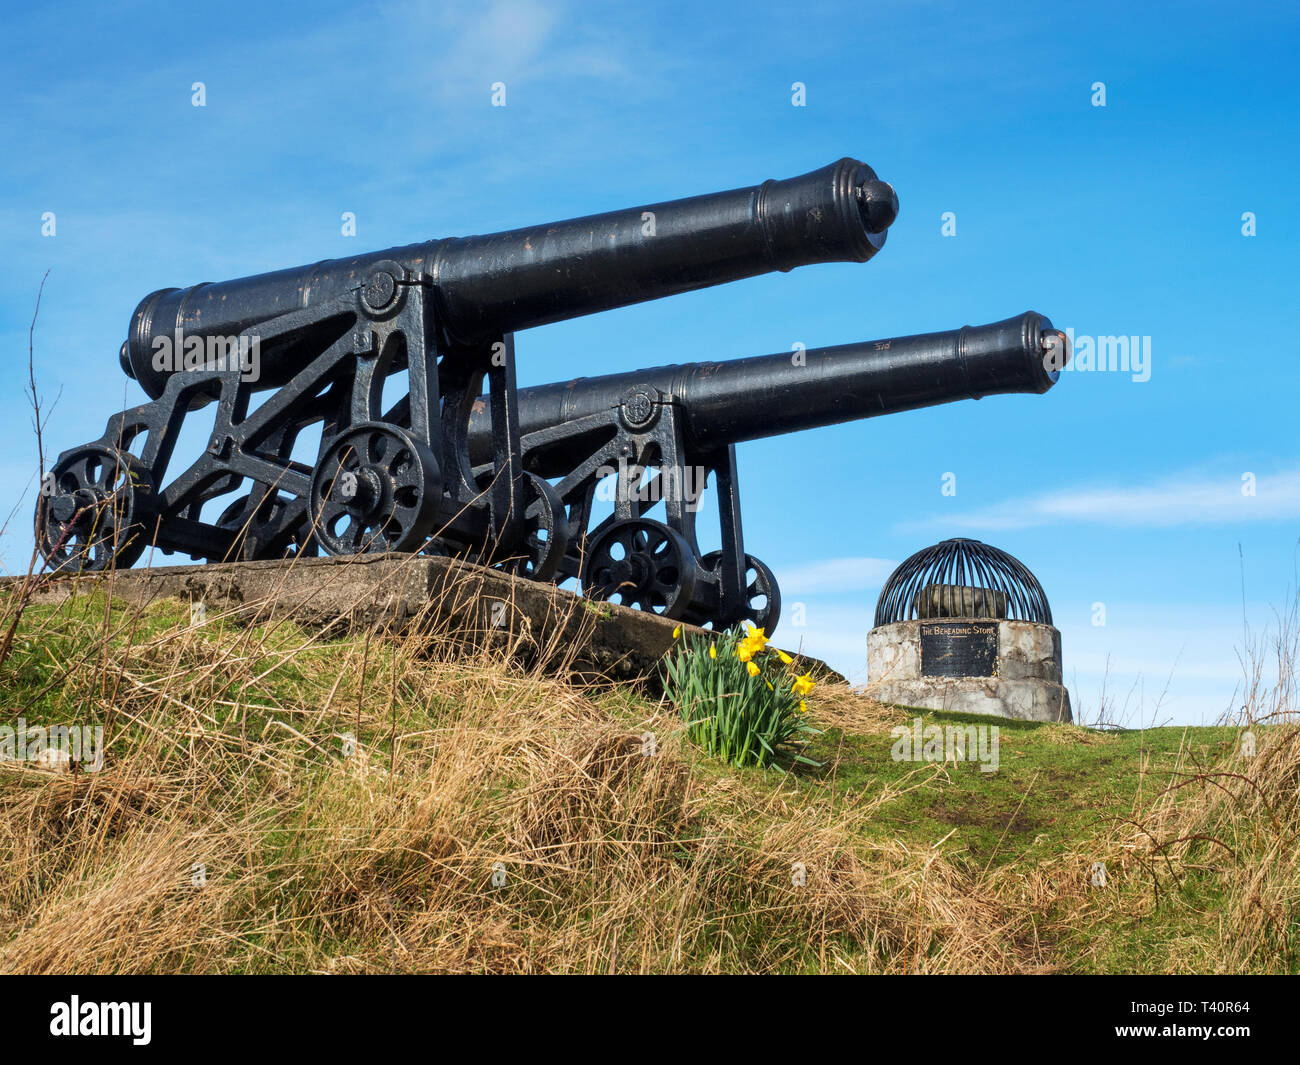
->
[0,270,53,676]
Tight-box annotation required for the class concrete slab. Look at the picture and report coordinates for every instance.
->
[5,554,842,690]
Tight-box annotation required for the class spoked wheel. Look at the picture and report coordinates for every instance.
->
[217,492,317,561]
[37,445,150,574]
[699,550,781,633]
[308,422,441,555]
[581,518,698,620]
[498,474,571,582]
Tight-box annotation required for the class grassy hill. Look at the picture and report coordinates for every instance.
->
[1,587,1296,974]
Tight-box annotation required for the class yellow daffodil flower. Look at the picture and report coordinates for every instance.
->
[798,700,808,714]
[746,661,760,677]
[709,644,717,659]
[792,673,815,697]
[672,625,682,639]
[736,644,753,663]
[776,649,794,665]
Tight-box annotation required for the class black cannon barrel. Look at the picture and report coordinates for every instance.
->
[122,158,898,399]
[471,313,1066,471]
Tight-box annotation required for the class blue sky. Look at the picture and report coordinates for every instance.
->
[2,0,1297,724]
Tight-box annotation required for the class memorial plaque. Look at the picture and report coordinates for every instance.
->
[920,620,999,677]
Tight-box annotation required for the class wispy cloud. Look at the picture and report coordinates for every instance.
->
[777,556,896,594]
[378,0,661,103]
[905,467,1300,531]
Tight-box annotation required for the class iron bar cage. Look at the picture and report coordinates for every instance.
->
[873,538,1053,626]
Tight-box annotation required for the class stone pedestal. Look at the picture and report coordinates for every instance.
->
[866,618,1071,722]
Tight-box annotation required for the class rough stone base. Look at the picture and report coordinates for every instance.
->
[864,677,1072,723]
[5,554,841,690]
[866,618,1072,722]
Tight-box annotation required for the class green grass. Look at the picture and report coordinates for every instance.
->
[806,712,1244,870]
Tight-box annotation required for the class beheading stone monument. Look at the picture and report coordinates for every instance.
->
[866,539,1071,722]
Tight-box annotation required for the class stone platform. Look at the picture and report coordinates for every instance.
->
[6,554,840,689]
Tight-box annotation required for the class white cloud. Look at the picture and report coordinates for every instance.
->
[776,556,896,595]
[906,466,1300,531]
[379,0,646,101]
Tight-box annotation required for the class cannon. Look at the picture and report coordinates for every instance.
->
[37,158,899,575]
[461,313,1069,631]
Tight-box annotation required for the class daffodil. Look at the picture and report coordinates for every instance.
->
[776,649,794,665]
[708,644,717,659]
[792,673,815,697]
[746,661,760,677]
[798,699,808,714]
[736,644,754,663]
[672,625,682,639]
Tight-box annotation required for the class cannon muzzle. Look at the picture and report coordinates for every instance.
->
[122,158,897,399]
[474,313,1067,471]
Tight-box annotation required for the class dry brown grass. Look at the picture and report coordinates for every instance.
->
[1,559,1296,973]
[1100,723,1300,973]
[992,722,1300,974]
[806,681,909,737]
[0,559,1057,974]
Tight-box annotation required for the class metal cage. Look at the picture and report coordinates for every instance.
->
[874,538,1053,626]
